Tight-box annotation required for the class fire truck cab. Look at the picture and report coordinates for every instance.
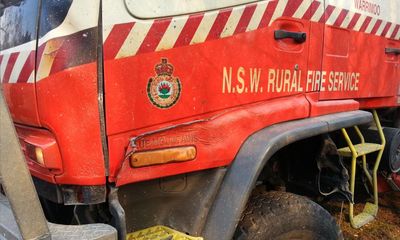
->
[0,0,399,239]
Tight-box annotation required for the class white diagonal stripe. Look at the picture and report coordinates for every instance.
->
[311,3,325,22]
[353,14,366,31]
[27,71,35,83]
[0,41,35,55]
[0,54,10,83]
[116,21,152,59]
[396,28,400,40]
[365,18,377,34]
[9,51,30,83]
[293,0,312,19]
[341,11,354,28]
[36,40,64,81]
[102,25,114,43]
[246,2,268,31]
[325,7,341,25]
[190,11,218,44]
[269,0,287,25]
[385,23,396,38]
[376,20,387,36]
[156,16,188,51]
[220,7,245,38]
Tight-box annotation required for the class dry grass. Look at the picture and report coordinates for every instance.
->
[324,191,400,240]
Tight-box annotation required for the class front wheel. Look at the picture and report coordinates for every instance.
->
[234,191,343,240]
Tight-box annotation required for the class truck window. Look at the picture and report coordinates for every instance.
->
[124,0,258,19]
[0,0,39,51]
[38,0,72,38]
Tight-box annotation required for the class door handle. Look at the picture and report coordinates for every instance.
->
[274,30,306,43]
[385,47,400,55]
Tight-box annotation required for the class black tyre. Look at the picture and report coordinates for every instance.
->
[361,127,400,173]
[381,127,400,173]
[394,110,400,128]
[234,191,343,240]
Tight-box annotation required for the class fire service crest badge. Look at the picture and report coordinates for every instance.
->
[147,58,181,109]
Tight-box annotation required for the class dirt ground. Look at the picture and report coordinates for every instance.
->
[324,191,400,240]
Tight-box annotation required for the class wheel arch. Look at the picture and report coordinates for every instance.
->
[201,110,373,240]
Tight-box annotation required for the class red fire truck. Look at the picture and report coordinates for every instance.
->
[0,0,399,239]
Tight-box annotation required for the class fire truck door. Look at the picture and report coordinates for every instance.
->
[102,0,314,135]
[319,0,400,100]
[102,0,315,179]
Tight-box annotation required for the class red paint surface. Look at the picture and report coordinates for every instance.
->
[114,95,310,185]
[358,96,399,109]
[377,174,392,193]
[104,16,312,135]
[101,3,399,185]
[2,83,41,126]
[36,63,106,185]
[2,0,399,186]
[306,92,359,117]
[320,28,400,100]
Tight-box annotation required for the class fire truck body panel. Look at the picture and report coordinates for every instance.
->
[1,1,400,239]
[320,0,400,100]
[35,0,107,185]
[103,0,319,184]
[1,0,107,185]
[0,0,399,188]
[102,0,400,185]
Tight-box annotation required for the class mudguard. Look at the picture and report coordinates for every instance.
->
[202,110,373,240]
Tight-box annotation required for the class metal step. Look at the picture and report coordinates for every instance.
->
[351,202,378,229]
[338,110,385,229]
[127,226,203,240]
[337,143,383,157]
[0,194,117,240]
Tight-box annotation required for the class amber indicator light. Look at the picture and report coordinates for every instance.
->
[130,146,196,167]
